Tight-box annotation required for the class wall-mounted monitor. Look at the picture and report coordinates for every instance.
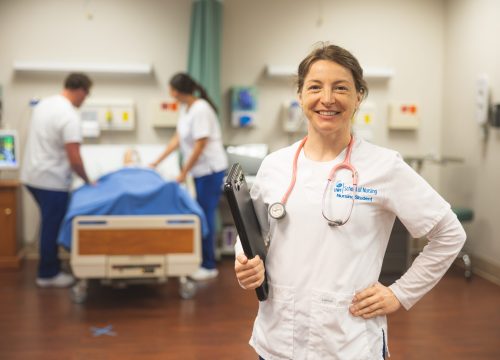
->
[0,129,20,170]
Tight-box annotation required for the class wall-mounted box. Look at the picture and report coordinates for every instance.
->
[492,104,500,128]
[388,102,419,130]
[282,100,307,133]
[231,87,258,128]
[80,99,135,132]
[353,101,376,141]
[149,99,179,128]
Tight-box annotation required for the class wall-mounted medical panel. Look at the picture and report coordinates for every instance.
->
[80,99,135,133]
[353,102,376,141]
[231,87,258,127]
[0,85,3,125]
[149,99,179,128]
[282,100,307,133]
[388,102,419,130]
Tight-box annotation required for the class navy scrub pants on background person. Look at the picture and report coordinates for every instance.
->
[26,185,70,278]
[194,170,225,270]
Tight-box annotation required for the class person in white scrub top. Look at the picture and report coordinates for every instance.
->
[234,44,466,360]
[21,73,92,288]
[151,73,228,281]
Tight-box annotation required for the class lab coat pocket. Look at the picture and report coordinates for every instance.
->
[254,284,294,359]
[364,316,390,359]
[308,289,370,360]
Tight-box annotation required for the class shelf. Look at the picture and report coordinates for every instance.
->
[12,61,153,75]
[266,65,394,80]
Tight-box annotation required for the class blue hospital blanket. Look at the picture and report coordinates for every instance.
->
[58,167,208,249]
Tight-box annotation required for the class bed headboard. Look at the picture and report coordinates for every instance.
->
[73,144,180,189]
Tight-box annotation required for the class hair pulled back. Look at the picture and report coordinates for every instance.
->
[169,73,217,113]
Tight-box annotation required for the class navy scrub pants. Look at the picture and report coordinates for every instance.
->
[26,185,70,278]
[194,170,225,270]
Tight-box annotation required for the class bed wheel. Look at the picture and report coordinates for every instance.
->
[179,277,197,299]
[70,280,88,304]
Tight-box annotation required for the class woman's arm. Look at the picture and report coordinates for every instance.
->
[150,133,180,168]
[176,137,208,182]
[350,209,465,318]
[389,209,466,309]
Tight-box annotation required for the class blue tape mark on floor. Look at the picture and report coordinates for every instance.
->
[91,325,116,337]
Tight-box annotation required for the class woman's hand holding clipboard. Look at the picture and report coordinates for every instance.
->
[224,163,269,301]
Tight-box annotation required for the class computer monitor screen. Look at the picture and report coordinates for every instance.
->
[0,130,19,170]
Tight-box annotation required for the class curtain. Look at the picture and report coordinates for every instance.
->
[188,0,223,113]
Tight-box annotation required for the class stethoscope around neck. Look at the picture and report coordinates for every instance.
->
[268,135,358,227]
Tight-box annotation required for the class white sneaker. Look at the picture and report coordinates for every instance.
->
[189,267,219,281]
[36,272,75,288]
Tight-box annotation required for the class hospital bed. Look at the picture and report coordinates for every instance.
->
[65,145,202,303]
[70,215,200,303]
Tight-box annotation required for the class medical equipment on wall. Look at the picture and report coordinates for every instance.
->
[492,104,500,128]
[352,101,376,141]
[231,87,257,127]
[0,129,20,171]
[388,102,419,130]
[268,136,358,227]
[476,74,489,125]
[474,74,493,140]
[150,99,179,128]
[282,100,307,133]
[80,99,135,137]
[0,85,3,126]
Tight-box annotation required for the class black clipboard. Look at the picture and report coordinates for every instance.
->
[224,163,268,301]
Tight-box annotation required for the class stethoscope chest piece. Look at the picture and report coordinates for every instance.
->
[269,135,357,226]
[269,202,286,219]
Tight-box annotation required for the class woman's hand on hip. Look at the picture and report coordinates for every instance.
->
[349,282,401,319]
[234,253,265,290]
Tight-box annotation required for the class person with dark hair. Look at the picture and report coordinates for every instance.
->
[21,72,93,288]
[64,73,92,95]
[234,43,466,359]
[151,72,227,281]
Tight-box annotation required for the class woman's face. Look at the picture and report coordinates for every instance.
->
[299,60,361,137]
[169,86,181,101]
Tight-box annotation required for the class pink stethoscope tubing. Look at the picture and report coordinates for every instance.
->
[269,135,358,226]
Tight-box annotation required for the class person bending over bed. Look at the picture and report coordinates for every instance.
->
[150,73,228,281]
[21,73,93,288]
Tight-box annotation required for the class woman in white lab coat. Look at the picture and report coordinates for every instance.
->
[234,43,466,359]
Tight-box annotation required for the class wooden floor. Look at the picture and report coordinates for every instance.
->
[0,259,499,360]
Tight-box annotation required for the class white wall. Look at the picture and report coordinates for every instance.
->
[222,0,445,186]
[0,0,455,252]
[442,0,500,276]
[0,0,190,145]
[0,0,191,244]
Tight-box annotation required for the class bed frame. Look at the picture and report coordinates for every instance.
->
[70,214,201,303]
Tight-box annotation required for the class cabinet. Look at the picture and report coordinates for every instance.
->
[0,180,22,269]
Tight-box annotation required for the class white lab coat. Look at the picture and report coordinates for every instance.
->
[236,137,465,360]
